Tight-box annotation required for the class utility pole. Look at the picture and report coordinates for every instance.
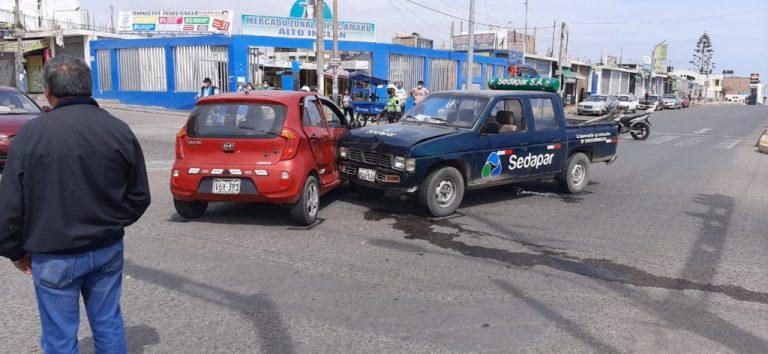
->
[557,22,566,99]
[14,0,25,92]
[315,0,325,95]
[465,0,475,90]
[331,0,339,103]
[550,20,555,57]
[522,0,528,65]
[110,5,115,33]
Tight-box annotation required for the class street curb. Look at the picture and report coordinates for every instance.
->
[99,103,191,117]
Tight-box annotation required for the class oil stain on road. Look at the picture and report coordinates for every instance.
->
[364,208,768,305]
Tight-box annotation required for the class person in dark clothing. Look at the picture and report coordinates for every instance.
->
[0,55,151,354]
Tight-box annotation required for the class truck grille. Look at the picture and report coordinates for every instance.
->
[349,148,392,167]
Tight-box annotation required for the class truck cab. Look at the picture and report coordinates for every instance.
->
[338,80,618,217]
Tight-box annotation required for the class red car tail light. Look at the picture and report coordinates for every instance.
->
[279,128,300,160]
[175,127,187,159]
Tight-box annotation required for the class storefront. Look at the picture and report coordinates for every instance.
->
[90,35,508,109]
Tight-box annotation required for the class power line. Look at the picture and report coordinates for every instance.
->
[404,0,554,31]
[570,8,768,25]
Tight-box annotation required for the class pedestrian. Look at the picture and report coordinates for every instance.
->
[236,82,247,93]
[410,80,430,105]
[342,88,355,124]
[395,81,407,112]
[262,80,273,90]
[0,55,151,353]
[246,83,255,92]
[196,77,219,100]
[379,87,401,124]
[300,86,311,92]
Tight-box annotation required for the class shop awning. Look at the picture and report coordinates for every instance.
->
[562,68,587,81]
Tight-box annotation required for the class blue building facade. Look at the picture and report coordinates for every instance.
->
[89,35,509,109]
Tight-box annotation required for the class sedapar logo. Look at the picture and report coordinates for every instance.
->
[482,151,503,179]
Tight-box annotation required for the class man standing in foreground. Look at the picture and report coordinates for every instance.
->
[0,55,151,353]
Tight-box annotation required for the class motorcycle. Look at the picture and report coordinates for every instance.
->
[612,108,653,140]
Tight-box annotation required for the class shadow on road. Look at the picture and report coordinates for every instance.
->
[604,193,768,352]
[124,261,296,354]
[79,325,160,354]
[494,280,621,353]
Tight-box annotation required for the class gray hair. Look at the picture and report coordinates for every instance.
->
[42,55,92,98]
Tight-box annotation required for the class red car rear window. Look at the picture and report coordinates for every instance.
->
[187,103,288,139]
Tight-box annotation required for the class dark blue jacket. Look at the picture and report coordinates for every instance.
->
[0,97,150,260]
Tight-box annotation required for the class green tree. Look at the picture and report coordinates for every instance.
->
[690,32,715,75]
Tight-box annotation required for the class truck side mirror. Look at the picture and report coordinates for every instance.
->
[481,122,500,135]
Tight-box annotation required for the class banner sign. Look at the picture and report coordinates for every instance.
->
[488,77,560,93]
[0,39,50,53]
[652,43,668,74]
[507,50,524,65]
[241,14,376,42]
[452,33,497,51]
[117,10,233,35]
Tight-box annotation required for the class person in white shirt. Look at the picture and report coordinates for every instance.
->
[410,80,429,105]
[394,81,407,112]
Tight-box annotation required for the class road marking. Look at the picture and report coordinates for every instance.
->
[655,132,750,139]
[693,128,712,134]
[714,139,742,149]
[647,135,680,144]
[674,137,708,146]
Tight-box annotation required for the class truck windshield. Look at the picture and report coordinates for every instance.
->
[187,103,287,139]
[403,95,489,128]
[618,96,629,101]
[585,96,607,102]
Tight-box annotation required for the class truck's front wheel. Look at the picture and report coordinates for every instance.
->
[419,167,465,217]
[558,153,590,194]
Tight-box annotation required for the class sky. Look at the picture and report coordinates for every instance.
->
[81,0,768,78]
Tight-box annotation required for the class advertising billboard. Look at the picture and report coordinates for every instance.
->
[117,10,234,36]
[241,15,376,42]
[452,33,497,51]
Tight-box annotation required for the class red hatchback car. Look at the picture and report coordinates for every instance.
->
[170,91,349,225]
[0,86,47,170]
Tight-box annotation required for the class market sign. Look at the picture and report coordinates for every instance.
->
[489,77,560,93]
[241,15,376,42]
[452,33,497,51]
[117,10,233,36]
[0,38,49,53]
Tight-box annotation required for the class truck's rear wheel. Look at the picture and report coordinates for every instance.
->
[174,199,208,219]
[419,167,464,217]
[558,153,590,194]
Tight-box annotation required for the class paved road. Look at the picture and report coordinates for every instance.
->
[1,104,767,353]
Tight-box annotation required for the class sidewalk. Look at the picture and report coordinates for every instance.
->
[28,94,190,117]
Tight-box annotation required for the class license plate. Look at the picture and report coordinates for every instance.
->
[357,168,377,182]
[212,179,241,194]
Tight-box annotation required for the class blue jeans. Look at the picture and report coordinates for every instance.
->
[31,240,126,354]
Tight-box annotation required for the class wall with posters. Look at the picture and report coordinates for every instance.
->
[89,35,506,109]
[117,10,234,36]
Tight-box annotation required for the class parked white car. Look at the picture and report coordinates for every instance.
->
[617,94,639,113]
[661,94,682,109]
[577,95,619,116]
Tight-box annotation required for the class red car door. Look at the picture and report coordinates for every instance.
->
[318,97,350,182]
[301,96,335,185]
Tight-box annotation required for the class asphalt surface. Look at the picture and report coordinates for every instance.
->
[1,104,767,353]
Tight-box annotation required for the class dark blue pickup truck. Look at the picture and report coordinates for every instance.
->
[337,89,618,216]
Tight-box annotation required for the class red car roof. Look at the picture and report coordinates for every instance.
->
[196,91,315,107]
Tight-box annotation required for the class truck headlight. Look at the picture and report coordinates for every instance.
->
[339,146,348,158]
[405,158,416,172]
[393,156,405,170]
